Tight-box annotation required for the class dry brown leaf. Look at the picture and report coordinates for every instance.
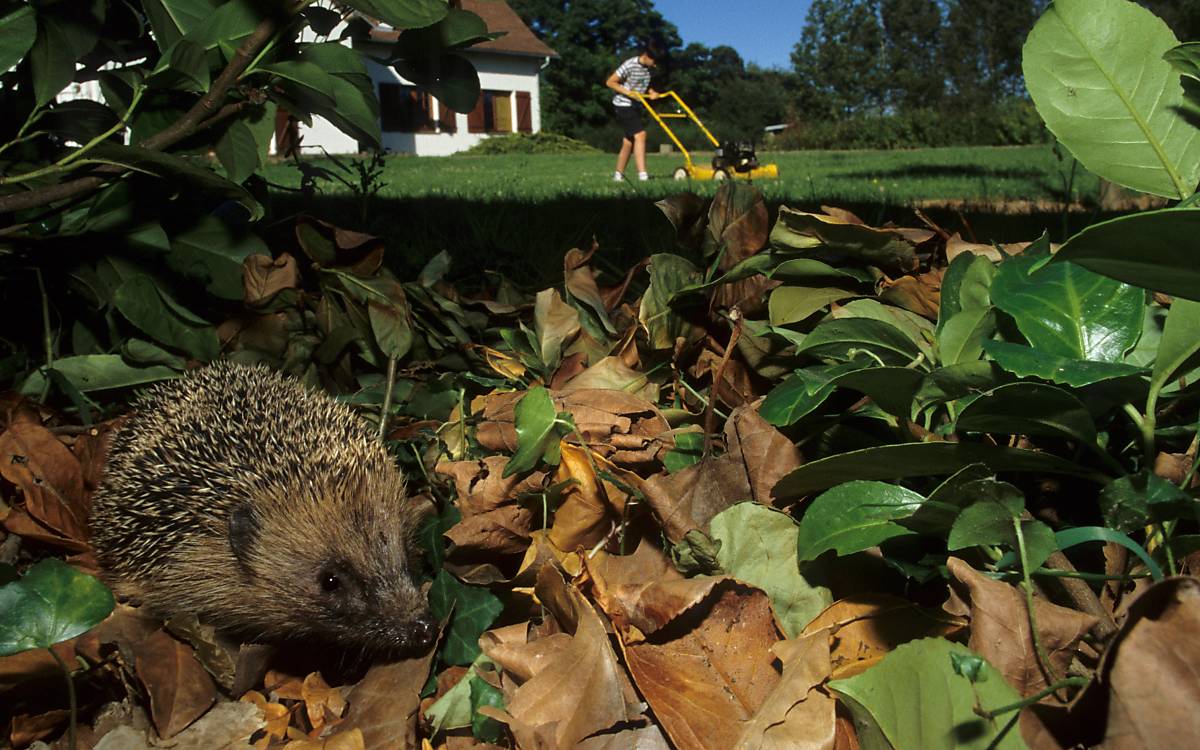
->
[71,420,118,494]
[280,728,365,750]
[563,243,615,334]
[134,628,218,738]
[9,709,70,747]
[480,566,640,750]
[297,673,347,732]
[243,253,300,306]
[945,233,1043,263]
[549,444,645,552]
[558,356,659,403]
[946,558,1096,699]
[445,504,535,558]
[575,724,672,749]
[820,206,865,224]
[95,700,265,750]
[0,421,88,544]
[534,288,582,366]
[618,580,784,750]
[242,690,291,745]
[802,593,966,679]
[735,631,836,750]
[643,404,800,543]
[337,640,437,750]
[1097,576,1200,749]
[435,457,546,517]
[878,268,943,321]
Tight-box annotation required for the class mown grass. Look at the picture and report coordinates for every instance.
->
[261,145,1099,207]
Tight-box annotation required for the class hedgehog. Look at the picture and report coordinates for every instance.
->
[89,361,436,654]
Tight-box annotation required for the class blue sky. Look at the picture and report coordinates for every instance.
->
[653,0,813,70]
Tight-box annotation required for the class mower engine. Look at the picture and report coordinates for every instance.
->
[712,140,759,173]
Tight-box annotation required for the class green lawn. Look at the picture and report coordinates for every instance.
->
[262,145,1099,207]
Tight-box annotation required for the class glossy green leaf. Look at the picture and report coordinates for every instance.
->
[796,481,922,562]
[947,480,1056,570]
[767,285,858,326]
[982,340,1144,387]
[168,215,268,300]
[829,638,1028,750]
[264,57,382,149]
[937,252,995,332]
[759,361,865,426]
[1165,42,1200,80]
[29,15,76,107]
[639,253,702,350]
[992,251,1143,362]
[1055,526,1164,581]
[113,276,220,361]
[663,430,704,473]
[833,367,925,417]
[0,559,115,656]
[19,355,180,396]
[913,361,1008,414]
[392,8,493,58]
[394,53,480,114]
[902,464,994,535]
[955,382,1098,445]
[798,318,923,366]
[937,307,994,366]
[428,570,502,666]
[187,0,260,51]
[1151,298,1200,402]
[773,442,1105,501]
[1099,471,1198,533]
[0,3,36,73]
[215,120,260,184]
[343,0,448,29]
[770,206,917,273]
[711,503,832,637]
[142,0,214,50]
[1023,0,1198,199]
[147,38,209,91]
[503,386,565,477]
[1051,208,1200,300]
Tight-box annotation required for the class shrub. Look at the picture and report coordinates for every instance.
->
[462,132,600,155]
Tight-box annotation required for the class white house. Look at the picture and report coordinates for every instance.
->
[283,0,558,156]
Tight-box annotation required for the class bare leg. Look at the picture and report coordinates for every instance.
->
[615,137,633,174]
[633,130,648,174]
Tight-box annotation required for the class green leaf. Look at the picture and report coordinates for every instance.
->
[147,38,210,91]
[19,355,180,396]
[1165,42,1200,80]
[796,481,922,563]
[503,386,565,477]
[0,3,37,74]
[469,674,505,742]
[428,570,503,666]
[368,298,415,360]
[829,638,1028,750]
[394,53,481,115]
[903,463,994,535]
[1099,471,1198,533]
[955,382,1098,445]
[770,206,917,274]
[168,215,268,300]
[767,285,858,326]
[89,142,262,220]
[1055,526,1164,581]
[0,559,115,656]
[215,119,261,184]
[113,276,220,361]
[425,655,488,731]
[1023,0,1198,199]
[663,430,704,473]
[1150,298,1200,402]
[639,253,702,350]
[982,340,1145,387]
[797,318,924,366]
[992,251,1143,362]
[947,480,1057,571]
[29,14,77,107]
[773,442,1106,501]
[828,366,925,418]
[142,0,214,51]
[937,307,994,366]
[759,361,865,426]
[1051,208,1200,300]
[938,252,995,333]
[391,8,492,57]
[913,361,1009,414]
[261,58,382,149]
[710,503,832,637]
[342,0,448,29]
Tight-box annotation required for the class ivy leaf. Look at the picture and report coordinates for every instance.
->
[0,559,115,656]
[428,571,502,666]
[503,386,566,477]
[469,674,505,742]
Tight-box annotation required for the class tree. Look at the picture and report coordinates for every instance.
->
[1139,0,1200,40]
[880,0,944,111]
[507,0,680,139]
[942,0,1041,104]
[791,0,887,118]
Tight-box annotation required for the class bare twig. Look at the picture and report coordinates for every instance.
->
[703,308,743,456]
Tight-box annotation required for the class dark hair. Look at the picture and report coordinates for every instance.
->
[641,40,665,61]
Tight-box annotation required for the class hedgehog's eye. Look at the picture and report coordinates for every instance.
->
[320,574,341,593]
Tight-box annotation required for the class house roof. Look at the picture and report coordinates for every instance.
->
[368,0,558,59]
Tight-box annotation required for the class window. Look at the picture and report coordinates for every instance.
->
[379,83,433,133]
[468,90,516,134]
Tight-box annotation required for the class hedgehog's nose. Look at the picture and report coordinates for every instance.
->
[411,615,438,648]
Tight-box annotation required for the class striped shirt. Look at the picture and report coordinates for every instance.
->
[611,56,652,107]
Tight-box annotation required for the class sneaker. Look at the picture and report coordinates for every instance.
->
[612,171,624,181]
[637,172,649,181]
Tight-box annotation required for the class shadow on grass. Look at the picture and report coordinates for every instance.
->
[838,165,1045,180]
[267,192,1122,288]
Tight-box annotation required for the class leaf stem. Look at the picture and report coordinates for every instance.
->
[379,355,398,440]
[976,676,1090,719]
[1014,518,1063,693]
[47,648,76,750]
[704,308,743,456]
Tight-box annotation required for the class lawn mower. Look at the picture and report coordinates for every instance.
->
[637,91,779,181]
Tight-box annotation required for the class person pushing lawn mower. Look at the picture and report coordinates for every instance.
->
[607,41,664,182]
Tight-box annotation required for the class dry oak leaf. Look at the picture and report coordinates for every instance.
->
[445,504,535,558]
[95,700,266,750]
[802,593,966,680]
[946,558,1096,699]
[643,403,800,543]
[1096,576,1200,749]
[878,267,943,321]
[476,389,670,468]
[435,456,547,518]
[133,628,218,739]
[480,567,642,750]
[243,252,300,306]
[575,724,672,749]
[735,630,836,750]
[0,421,88,545]
[337,638,438,750]
[615,580,784,750]
[549,443,645,552]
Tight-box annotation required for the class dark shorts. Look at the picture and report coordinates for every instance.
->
[613,104,644,139]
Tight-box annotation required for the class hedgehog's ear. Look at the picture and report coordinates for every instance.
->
[228,503,260,570]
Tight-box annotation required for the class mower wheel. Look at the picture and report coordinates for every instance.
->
[672,167,688,181]
[712,169,730,181]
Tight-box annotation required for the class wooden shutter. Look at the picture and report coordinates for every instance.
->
[379,83,405,132]
[493,92,512,132]
[515,91,532,132]
[437,99,457,132]
[467,94,486,133]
